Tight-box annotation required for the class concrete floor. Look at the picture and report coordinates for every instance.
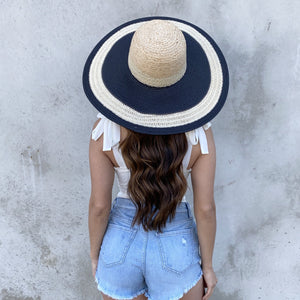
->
[0,1,299,299]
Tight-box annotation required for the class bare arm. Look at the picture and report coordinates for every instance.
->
[191,127,216,271]
[88,118,115,260]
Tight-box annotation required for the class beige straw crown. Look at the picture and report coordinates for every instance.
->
[128,20,187,87]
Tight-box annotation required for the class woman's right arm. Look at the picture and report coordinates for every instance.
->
[191,127,217,298]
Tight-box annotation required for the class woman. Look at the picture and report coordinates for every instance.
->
[83,16,229,300]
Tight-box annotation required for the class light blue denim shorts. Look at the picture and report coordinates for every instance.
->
[94,197,203,300]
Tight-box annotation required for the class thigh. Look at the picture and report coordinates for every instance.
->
[180,276,204,300]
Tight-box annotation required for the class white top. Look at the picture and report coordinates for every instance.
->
[91,112,211,202]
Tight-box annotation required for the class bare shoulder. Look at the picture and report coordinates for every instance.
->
[89,118,104,151]
[190,127,216,169]
[204,127,216,153]
[191,126,216,209]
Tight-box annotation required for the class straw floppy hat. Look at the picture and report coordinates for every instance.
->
[82,16,229,134]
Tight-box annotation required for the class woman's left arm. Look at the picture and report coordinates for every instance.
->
[88,119,115,263]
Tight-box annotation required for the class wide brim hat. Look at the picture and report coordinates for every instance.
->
[82,16,229,135]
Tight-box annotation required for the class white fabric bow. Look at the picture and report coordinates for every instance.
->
[91,112,120,151]
[185,122,211,154]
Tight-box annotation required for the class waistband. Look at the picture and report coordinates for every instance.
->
[112,197,192,215]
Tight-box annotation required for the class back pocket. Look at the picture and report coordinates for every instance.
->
[100,223,137,267]
[157,227,200,275]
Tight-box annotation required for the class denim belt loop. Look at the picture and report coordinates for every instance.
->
[112,197,117,209]
[185,202,191,219]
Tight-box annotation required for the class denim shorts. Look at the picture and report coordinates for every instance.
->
[94,197,203,300]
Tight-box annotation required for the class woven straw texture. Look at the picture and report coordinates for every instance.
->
[128,20,187,88]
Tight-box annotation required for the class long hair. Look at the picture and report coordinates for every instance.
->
[118,129,188,232]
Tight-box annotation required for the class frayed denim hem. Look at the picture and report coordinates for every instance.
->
[94,275,147,299]
[144,270,203,300]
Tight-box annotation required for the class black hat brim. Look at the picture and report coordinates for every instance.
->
[83,16,229,134]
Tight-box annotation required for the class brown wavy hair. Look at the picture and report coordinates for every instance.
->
[118,129,188,232]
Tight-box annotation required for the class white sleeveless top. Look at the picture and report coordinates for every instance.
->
[91,112,212,202]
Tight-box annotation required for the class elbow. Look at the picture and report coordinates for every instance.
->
[195,204,216,218]
[89,198,111,215]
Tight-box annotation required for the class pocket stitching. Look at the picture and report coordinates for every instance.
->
[100,227,138,267]
[158,228,199,275]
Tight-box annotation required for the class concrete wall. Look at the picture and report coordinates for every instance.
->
[1,1,299,299]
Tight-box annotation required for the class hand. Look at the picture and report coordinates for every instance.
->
[91,257,98,278]
[202,267,218,300]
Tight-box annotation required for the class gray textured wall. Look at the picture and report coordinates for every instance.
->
[1,1,299,299]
